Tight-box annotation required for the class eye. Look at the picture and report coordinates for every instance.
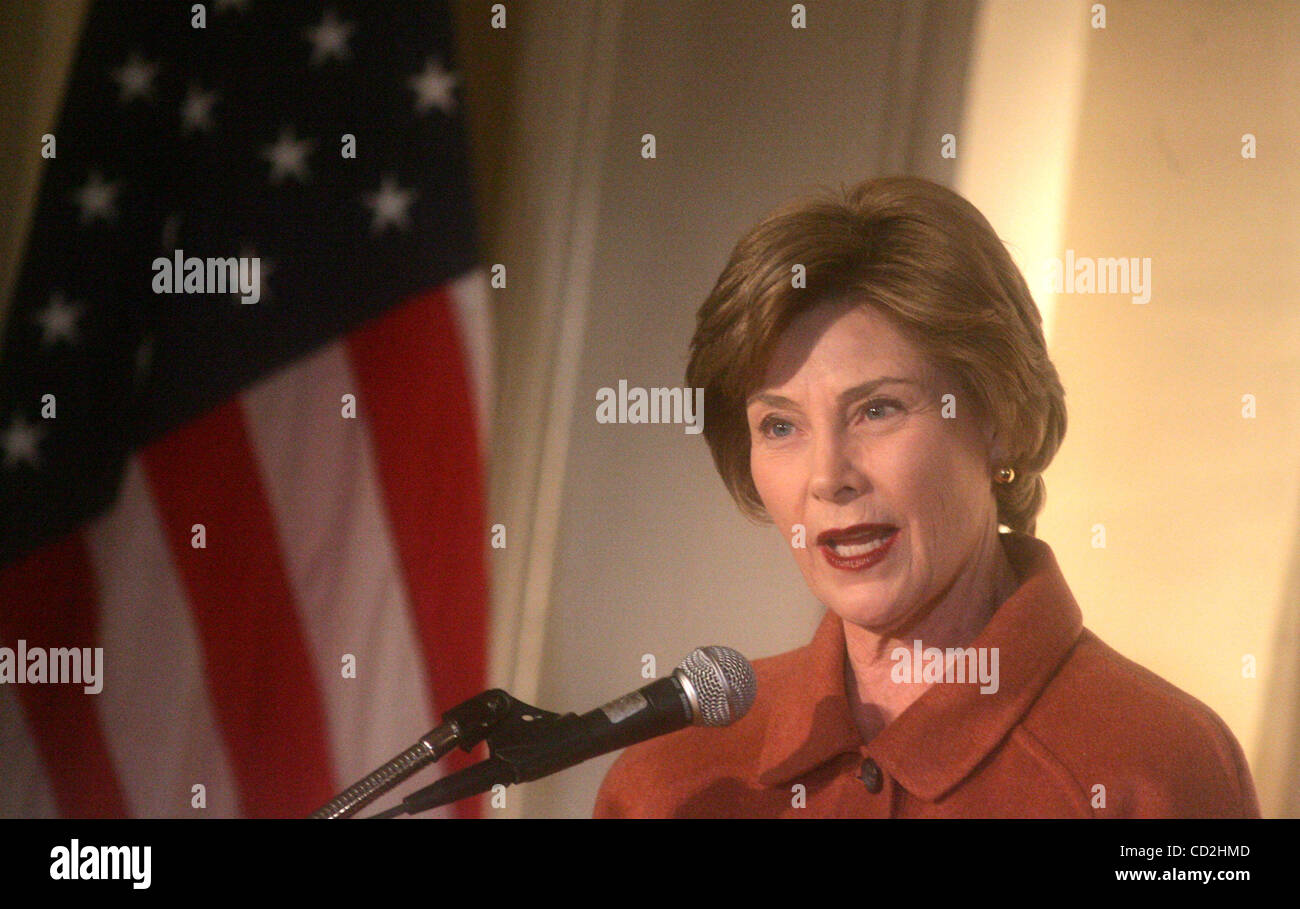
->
[861,398,903,421]
[758,415,795,439]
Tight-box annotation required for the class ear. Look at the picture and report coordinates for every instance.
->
[983,423,1009,468]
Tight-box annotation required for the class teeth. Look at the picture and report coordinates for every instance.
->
[829,530,894,557]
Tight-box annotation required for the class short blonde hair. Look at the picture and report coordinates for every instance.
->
[685,176,1067,535]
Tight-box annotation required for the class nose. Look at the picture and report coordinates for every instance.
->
[808,426,867,505]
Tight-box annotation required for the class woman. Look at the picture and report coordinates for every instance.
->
[593,176,1260,818]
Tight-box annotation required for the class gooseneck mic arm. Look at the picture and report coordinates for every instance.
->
[309,688,519,819]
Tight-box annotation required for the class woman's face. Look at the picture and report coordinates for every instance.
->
[746,300,1004,635]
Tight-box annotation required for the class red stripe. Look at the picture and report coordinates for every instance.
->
[141,400,335,817]
[0,533,128,817]
[348,287,488,817]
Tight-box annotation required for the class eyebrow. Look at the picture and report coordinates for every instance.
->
[746,376,921,410]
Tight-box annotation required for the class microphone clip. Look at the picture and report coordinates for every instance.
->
[439,688,564,754]
[310,688,561,819]
[387,692,586,816]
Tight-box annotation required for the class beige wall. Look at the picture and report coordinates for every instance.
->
[951,0,1300,817]
[1038,0,1300,817]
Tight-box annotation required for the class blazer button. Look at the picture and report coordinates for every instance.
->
[858,757,883,794]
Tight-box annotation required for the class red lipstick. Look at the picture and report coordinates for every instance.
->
[817,523,898,572]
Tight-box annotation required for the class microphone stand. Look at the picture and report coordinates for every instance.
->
[310,688,527,819]
[367,690,590,818]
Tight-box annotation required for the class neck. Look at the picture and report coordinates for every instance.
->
[842,529,1021,741]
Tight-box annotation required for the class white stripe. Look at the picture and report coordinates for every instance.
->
[450,267,493,450]
[84,455,242,817]
[242,341,451,816]
[0,685,59,817]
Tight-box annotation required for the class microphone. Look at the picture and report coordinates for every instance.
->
[386,645,757,816]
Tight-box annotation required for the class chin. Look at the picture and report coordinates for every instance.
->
[819,589,909,633]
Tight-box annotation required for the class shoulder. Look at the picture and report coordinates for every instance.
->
[592,644,805,818]
[1019,628,1259,817]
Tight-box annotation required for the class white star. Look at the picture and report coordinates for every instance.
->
[363,177,417,234]
[180,85,219,135]
[112,52,158,103]
[260,127,315,184]
[304,10,354,66]
[71,172,120,224]
[408,58,459,115]
[2,414,45,469]
[32,291,84,347]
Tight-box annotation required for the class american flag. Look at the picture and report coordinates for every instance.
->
[0,0,490,818]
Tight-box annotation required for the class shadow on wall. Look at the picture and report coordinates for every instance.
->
[1259,479,1300,818]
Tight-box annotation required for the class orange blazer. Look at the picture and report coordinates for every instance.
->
[593,532,1261,818]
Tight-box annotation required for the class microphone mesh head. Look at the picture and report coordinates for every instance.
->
[678,646,757,727]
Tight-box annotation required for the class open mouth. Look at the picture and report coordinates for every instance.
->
[816,524,898,569]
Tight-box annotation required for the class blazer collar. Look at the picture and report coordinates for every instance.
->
[755,532,1083,801]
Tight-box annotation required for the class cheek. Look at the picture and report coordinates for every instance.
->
[750,448,802,522]
[886,428,987,521]
[906,440,991,528]
[748,451,780,511]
